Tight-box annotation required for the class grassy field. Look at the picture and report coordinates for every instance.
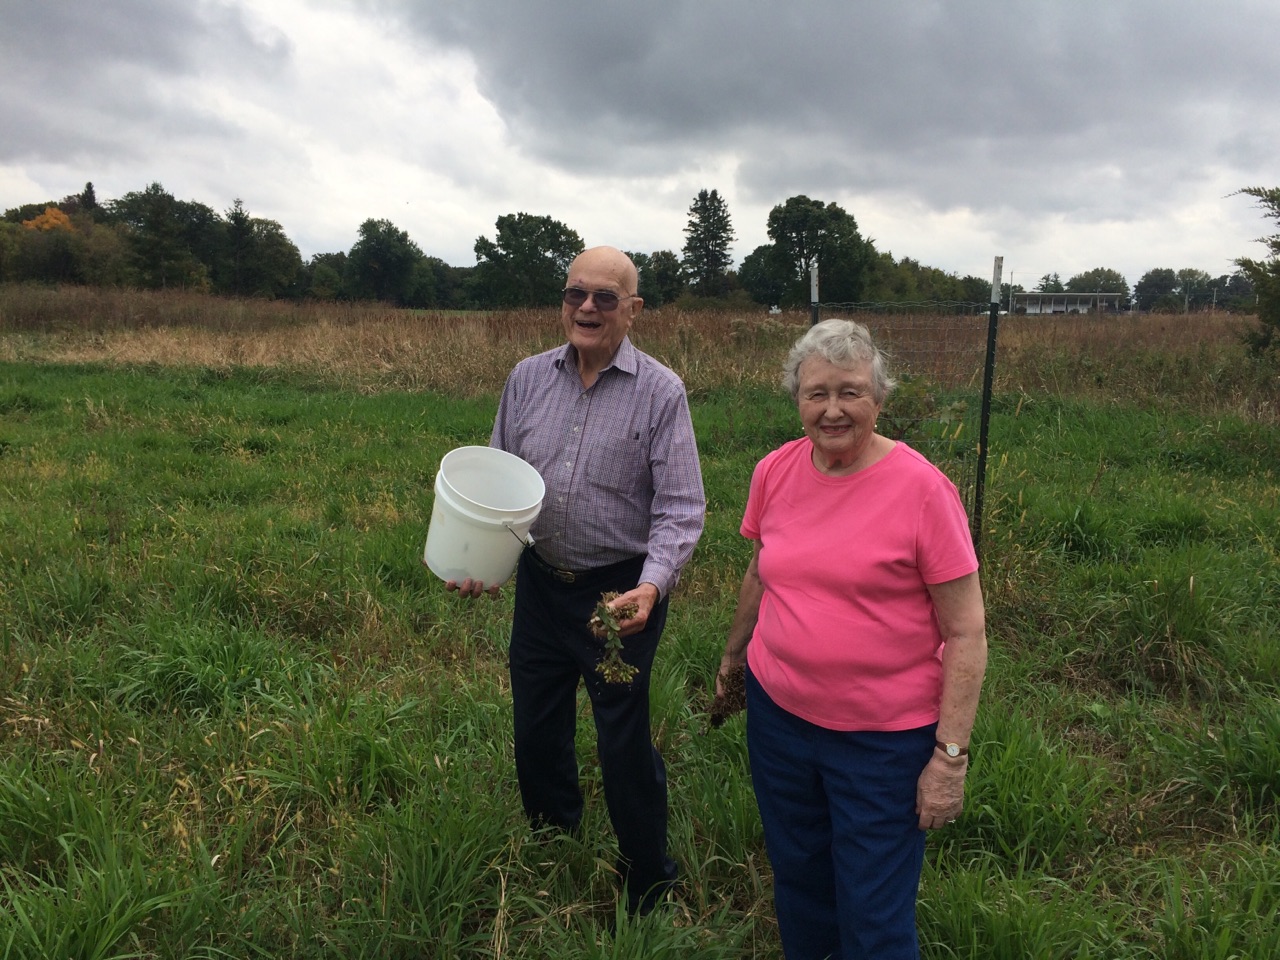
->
[1,286,1278,958]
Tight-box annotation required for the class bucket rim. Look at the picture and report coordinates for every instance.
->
[437,445,545,516]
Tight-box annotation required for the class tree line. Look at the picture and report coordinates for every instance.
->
[1028,267,1255,313]
[0,181,1269,322]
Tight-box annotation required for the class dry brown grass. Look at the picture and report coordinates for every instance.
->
[2,285,1275,419]
[996,311,1278,421]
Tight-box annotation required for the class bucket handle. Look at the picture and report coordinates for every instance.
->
[503,520,534,548]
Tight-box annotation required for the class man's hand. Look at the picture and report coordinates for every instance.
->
[609,583,660,637]
[443,575,501,599]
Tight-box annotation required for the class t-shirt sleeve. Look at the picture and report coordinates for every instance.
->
[740,452,774,541]
[916,477,979,584]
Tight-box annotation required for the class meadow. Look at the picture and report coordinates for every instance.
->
[1,285,1278,959]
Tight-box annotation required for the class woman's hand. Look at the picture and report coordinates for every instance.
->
[715,649,745,698]
[916,750,967,830]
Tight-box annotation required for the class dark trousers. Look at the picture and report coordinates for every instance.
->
[746,667,934,960]
[508,548,677,912]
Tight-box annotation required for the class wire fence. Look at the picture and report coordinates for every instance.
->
[816,302,998,554]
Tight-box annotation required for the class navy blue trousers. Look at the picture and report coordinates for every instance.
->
[746,667,935,960]
[508,548,676,913]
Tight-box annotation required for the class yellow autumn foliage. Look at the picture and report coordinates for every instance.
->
[22,206,74,232]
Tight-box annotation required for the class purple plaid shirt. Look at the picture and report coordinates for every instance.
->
[491,337,705,596]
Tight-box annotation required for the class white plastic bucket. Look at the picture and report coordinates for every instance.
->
[423,446,545,587]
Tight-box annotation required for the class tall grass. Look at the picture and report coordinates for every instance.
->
[1,285,1277,957]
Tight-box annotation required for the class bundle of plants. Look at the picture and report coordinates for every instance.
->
[588,592,639,685]
[708,663,747,728]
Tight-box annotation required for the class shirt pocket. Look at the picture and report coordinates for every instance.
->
[589,435,650,497]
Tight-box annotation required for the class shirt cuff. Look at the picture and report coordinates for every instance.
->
[639,562,677,600]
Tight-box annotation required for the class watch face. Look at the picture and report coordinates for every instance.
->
[946,743,960,757]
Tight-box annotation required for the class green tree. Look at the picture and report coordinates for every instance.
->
[59,182,98,219]
[681,189,735,297]
[223,199,254,296]
[627,249,684,307]
[0,222,20,281]
[304,252,347,300]
[1134,268,1178,311]
[472,213,583,307]
[1036,272,1065,293]
[738,243,793,306]
[16,212,78,282]
[1066,267,1129,295]
[1212,271,1255,313]
[344,218,425,305]
[762,196,875,306]
[1235,194,1279,349]
[244,218,303,299]
[105,183,211,290]
[1174,268,1213,312]
[401,255,459,309]
[71,220,131,287]
[649,250,685,306]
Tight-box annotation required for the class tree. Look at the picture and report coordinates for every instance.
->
[738,243,793,306]
[244,218,303,299]
[344,219,425,305]
[472,213,583,307]
[1134,268,1178,311]
[400,255,459,309]
[211,202,302,299]
[1065,267,1129,295]
[17,208,77,281]
[105,182,210,290]
[0,222,21,282]
[1234,186,1280,354]
[1035,273,1065,293]
[224,199,254,296]
[648,250,685,306]
[628,249,684,307]
[304,252,347,300]
[681,189,735,297]
[750,196,875,306]
[22,207,73,232]
[1212,271,1255,312]
[1174,268,1213,312]
[57,182,98,219]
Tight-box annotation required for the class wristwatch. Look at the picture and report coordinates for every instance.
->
[936,740,968,758]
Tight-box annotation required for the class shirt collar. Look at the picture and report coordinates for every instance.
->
[554,336,638,377]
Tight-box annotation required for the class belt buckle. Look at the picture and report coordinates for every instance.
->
[554,567,576,584]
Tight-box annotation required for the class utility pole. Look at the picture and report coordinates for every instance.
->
[809,259,820,326]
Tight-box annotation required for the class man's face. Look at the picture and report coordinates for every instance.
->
[561,249,642,367]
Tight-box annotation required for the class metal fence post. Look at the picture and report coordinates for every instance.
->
[972,256,1002,561]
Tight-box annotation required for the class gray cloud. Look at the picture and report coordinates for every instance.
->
[375,0,1280,223]
[1,0,1276,282]
[0,0,289,166]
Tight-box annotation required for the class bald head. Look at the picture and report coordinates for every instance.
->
[568,246,639,297]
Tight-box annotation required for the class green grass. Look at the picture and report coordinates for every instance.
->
[1,346,1277,958]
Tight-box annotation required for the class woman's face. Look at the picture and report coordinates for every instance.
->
[796,355,883,473]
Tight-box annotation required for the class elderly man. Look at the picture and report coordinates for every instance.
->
[449,246,705,915]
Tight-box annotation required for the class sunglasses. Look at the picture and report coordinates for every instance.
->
[562,287,634,311]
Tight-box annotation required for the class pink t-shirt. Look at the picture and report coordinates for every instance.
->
[742,438,978,731]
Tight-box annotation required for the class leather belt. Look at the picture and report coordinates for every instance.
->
[526,548,577,583]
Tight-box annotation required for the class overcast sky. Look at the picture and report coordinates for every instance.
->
[3,0,1277,291]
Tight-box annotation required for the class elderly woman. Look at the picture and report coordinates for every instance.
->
[717,319,987,960]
